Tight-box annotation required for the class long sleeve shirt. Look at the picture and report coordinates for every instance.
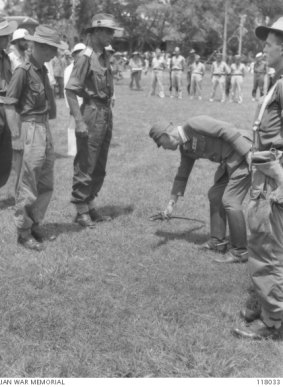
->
[171,115,252,196]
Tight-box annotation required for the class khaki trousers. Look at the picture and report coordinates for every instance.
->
[211,75,225,101]
[248,163,283,328]
[151,70,165,97]
[171,70,183,98]
[15,121,55,234]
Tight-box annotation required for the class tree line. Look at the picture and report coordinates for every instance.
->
[3,0,283,57]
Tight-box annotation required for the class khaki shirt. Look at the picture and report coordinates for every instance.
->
[5,55,56,120]
[66,47,113,103]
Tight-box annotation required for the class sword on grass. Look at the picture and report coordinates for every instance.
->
[149,211,205,225]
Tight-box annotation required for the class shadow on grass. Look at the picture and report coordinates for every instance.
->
[41,222,83,238]
[97,204,134,219]
[154,225,208,248]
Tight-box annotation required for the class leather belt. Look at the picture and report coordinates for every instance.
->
[22,114,48,123]
[87,98,111,108]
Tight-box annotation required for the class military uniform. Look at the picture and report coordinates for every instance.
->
[252,59,267,99]
[210,60,229,102]
[5,55,56,235]
[170,50,185,98]
[230,61,245,103]
[247,70,283,329]
[0,49,13,188]
[65,46,114,210]
[189,59,205,99]
[170,116,251,254]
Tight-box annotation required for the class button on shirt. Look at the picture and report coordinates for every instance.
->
[5,55,56,120]
[66,47,113,102]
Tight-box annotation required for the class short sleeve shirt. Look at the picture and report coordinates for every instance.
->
[212,61,228,75]
[191,62,205,75]
[6,55,56,119]
[65,47,113,102]
[231,63,245,76]
[171,55,185,70]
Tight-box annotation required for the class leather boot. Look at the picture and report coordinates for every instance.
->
[226,209,247,250]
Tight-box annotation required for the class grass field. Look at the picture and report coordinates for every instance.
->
[0,70,282,378]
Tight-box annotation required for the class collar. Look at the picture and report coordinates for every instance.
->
[177,126,187,144]
[273,66,283,83]
[30,55,47,73]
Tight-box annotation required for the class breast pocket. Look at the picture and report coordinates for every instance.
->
[183,134,206,158]
[29,80,46,109]
[92,70,108,93]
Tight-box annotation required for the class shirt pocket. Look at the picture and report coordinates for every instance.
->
[29,80,46,109]
[91,69,109,94]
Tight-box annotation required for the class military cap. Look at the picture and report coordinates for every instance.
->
[25,25,66,49]
[85,13,122,33]
[0,18,17,36]
[149,121,173,147]
[255,17,283,41]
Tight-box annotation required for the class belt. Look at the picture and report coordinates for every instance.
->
[86,98,111,108]
[22,114,48,123]
[172,69,182,71]
[153,68,164,71]
[213,74,224,76]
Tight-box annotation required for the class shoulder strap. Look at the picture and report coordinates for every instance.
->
[256,81,278,124]
[252,80,279,151]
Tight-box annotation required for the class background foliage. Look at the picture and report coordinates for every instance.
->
[3,0,283,57]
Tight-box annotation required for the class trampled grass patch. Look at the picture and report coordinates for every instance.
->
[0,72,282,378]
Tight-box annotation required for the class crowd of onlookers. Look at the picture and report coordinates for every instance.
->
[104,47,272,104]
[7,26,272,105]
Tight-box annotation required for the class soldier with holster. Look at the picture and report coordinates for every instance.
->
[66,13,121,227]
[149,115,252,263]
